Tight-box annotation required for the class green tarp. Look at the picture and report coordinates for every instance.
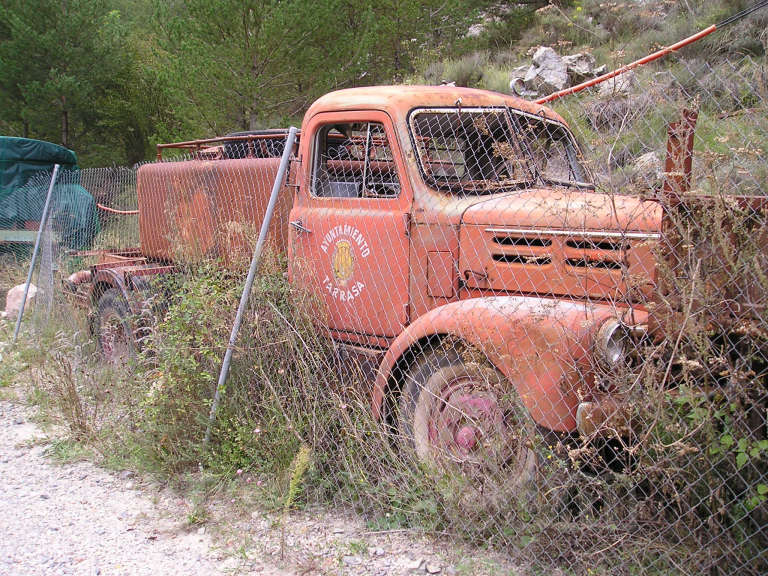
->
[0,137,78,199]
[0,137,99,249]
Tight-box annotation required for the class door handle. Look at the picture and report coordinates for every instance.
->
[464,269,489,286]
[290,220,312,234]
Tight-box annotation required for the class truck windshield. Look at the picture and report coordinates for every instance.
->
[408,107,591,195]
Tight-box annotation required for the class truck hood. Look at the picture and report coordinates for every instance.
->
[461,188,662,232]
[458,189,662,302]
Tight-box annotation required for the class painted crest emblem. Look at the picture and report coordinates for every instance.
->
[332,240,355,286]
[321,224,369,303]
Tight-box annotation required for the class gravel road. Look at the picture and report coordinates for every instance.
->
[0,395,518,576]
[0,399,292,576]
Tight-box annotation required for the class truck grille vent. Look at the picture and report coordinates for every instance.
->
[493,254,552,265]
[493,235,552,248]
[566,258,623,270]
[565,239,628,251]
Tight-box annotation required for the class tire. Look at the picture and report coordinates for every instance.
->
[94,288,135,364]
[398,344,538,508]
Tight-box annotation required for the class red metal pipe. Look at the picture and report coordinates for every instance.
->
[534,24,718,104]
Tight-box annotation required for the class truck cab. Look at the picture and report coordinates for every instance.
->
[287,87,661,445]
[290,86,661,332]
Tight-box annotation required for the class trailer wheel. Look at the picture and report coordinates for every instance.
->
[398,346,537,505]
[95,289,135,364]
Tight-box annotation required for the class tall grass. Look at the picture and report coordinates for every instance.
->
[20,216,765,574]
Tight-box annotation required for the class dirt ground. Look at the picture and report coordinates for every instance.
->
[0,397,292,576]
[0,391,519,576]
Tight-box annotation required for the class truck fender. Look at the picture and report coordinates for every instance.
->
[372,296,633,432]
[89,268,131,305]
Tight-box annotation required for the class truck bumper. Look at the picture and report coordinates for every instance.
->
[575,395,630,438]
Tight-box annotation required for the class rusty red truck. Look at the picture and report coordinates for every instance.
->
[66,85,766,477]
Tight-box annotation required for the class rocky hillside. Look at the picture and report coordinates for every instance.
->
[413,0,767,195]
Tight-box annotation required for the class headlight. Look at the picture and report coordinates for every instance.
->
[595,318,630,368]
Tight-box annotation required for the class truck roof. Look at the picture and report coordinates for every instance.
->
[305,85,566,124]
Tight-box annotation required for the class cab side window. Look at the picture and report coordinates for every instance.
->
[312,122,400,198]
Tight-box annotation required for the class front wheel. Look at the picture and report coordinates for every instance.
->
[398,345,538,508]
[94,288,135,364]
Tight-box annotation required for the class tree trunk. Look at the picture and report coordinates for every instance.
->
[61,96,69,148]
[248,99,258,131]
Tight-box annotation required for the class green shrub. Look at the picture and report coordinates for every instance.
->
[137,263,239,470]
[442,53,489,87]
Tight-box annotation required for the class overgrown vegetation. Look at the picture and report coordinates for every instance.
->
[2,1,763,168]
[1,1,766,575]
[0,0,540,165]
[5,204,765,573]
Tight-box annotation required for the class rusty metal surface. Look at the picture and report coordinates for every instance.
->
[305,85,563,127]
[287,89,665,436]
[372,295,645,431]
[458,222,658,302]
[461,189,661,232]
[156,130,291,160]
[137,157,292,265]
[65,248,142,260]
[458,191,660,302]
[576,397,631,438]
[289,110,412,341]
[653,108,768,337]
[408,222,462,320]
[661,108,699,206]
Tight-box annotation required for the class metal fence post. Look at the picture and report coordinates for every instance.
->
[203,126,298,449]
[13,164,60,344]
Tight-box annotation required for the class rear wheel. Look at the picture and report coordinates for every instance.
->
[398,345,538,508]
[95,288,135,364]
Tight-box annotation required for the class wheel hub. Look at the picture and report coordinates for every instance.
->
[408,356,537,501]
[455,425,478,451]
[429,379,506,460]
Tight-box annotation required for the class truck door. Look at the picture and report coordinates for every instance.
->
[289,111,411,343]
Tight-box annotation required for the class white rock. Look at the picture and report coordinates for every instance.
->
[598,70,637,98]
[524,47,568,95]
[632,151,664,187]
[509,65,529,83]
[1,284,38,319]
[465,23,486,38]
[532,45,558,68]
[342,555,362,566]
[562,52,597,83]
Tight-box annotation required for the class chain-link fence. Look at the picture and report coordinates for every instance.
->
[6,52,766,575]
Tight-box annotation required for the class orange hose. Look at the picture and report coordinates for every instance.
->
[96,203,139,215]
[535,25,718,104]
